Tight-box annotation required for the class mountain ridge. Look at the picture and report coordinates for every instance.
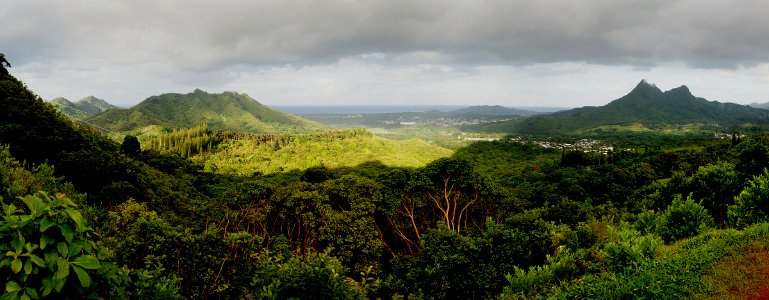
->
[477,80,769,135]
[85,89,326,133]
[51,95,117,117]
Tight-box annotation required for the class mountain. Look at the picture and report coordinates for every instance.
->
[749,102,769,109]
[448,105,541,117]
[480,80,769,135]
[85,89,325,133]
[51,96,117,118]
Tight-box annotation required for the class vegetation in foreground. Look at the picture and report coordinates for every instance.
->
[5,55,769,299]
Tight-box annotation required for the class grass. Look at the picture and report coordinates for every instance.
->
[694,239,769,299]
[532,223,769,299]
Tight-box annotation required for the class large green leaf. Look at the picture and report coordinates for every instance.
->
[41,277,53,297]
[11,257,22,273]
[39,218,55,233]
[63,209,84,231]
[23,259,32,275]
[20,195,37,215]
[56,242,68,258]
[58,224,74,244]
[71,265,91,288]
[5,281,21,293]
[72,255,101,270]
[71,255,100,270]
[12,231,24,252]
[28,254,45,267]
[39,235,55,250]
[55,258,69,281]
[23,288,39,300]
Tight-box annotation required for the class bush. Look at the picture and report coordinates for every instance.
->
[603,225,663,272]
[250,249,364,299]
[728,169,769,228]
[0,192,128,299]
[633,210,658,235]
[655,195,713,243]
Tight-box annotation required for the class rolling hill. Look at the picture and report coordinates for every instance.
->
[85,89,326,133]
[51,96,117,118]
[475,80,769,135]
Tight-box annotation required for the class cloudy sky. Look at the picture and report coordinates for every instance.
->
[2,0,769,108]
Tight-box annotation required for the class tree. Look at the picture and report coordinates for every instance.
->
[0,53,10,76]
[120,135,141,156]
[688,162,739,225]
[728,170,769,228]
[421,158,488,234]
[655,195,713,243]
[732,139,769,179]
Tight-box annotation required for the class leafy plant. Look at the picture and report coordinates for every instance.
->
[0,192,126,299]
[655,195,714,243]
[728,169,769,228]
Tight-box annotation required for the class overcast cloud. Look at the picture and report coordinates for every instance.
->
[2,0,768,107]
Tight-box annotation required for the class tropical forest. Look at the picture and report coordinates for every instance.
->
[4,42,769,300]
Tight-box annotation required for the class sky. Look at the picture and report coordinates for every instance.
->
[2,0,769,108]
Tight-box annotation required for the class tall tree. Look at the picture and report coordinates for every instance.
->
[422,158,488,234]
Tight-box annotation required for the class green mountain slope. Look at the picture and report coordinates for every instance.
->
[51,96,117,118]
[86,89,326,133]
[477,80,769,135]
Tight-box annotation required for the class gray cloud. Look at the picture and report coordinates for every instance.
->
[3,0,769,71]
[3,0,769,107]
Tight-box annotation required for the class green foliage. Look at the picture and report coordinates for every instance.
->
[687,161,739,224]
[557,223,769,299]
[120,135,141,156]
[250,249,365,299]
[728,169,769,228]
[127,266,181,300]
[655,195,714,243]
[732,139,769,179]
[633,210,658,235]
[603,225,663,272]
[144,124,217,158]
[0,192,126,299]
[500,248,583,298]
[195,129,452,175]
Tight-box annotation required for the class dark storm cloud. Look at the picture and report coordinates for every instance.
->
[3,0,768,71]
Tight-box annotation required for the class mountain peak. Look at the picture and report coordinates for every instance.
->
[667,85,693,97]
[628,79,663,98]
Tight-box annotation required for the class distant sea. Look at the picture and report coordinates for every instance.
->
[271,105,571,114]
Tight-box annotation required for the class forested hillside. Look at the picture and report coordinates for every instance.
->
[85,89,325,133]
[5,56,769,299]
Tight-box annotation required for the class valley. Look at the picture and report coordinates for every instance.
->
[4,56,769,299]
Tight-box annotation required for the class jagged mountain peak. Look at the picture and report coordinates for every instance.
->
[627,79,663,98]
[510,80,769,135]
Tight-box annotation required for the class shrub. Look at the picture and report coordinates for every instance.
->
[728,169,769,228]
[603,226,663,272]
[655,195,713,243]
[633,210,657,235]
[250,249,364,299]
